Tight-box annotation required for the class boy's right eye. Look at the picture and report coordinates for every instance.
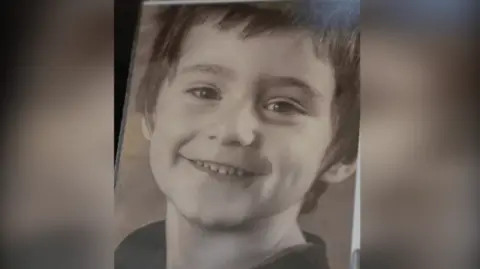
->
[186,86,222,101]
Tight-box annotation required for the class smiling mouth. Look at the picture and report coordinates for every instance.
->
[184,158,257,177]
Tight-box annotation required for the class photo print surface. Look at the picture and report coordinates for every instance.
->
[115,1,359,269]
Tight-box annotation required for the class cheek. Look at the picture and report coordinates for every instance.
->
[288,118,332,163]
[154,90,205,133]
[263,119,331,190]
[149,94,214,167]
[149,100,191,162]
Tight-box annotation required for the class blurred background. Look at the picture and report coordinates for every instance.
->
[361,1,478,269]
[2,1,114,268]
[1,0,478,269]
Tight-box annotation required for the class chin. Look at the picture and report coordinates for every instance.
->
[191,215,253,231]
[183,205,256,230]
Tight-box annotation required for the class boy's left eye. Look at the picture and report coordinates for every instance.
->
[186,86,222,100]
[264,98,307,115]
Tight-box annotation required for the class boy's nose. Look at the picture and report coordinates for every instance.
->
[207,105,260,148]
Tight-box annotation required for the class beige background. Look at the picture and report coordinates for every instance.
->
[115,4,355,269]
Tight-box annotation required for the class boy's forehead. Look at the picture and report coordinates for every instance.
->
[183,21,307,48]
[178,21,328,69]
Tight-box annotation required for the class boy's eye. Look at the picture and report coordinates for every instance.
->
[264,98,307,115]
[186,86,221,100]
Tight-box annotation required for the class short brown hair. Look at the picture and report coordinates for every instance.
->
[136,3,359,214]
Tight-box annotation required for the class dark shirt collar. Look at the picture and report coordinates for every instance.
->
[115,221,330,269]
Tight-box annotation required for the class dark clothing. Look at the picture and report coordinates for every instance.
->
[115,221,330,269]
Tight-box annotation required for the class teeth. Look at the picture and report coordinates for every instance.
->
[218,167,227,175]
[209,164,219,172]
[193,160,250,177]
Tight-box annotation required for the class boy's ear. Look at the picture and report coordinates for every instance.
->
[141,113,155,141]
[322,161,357,184]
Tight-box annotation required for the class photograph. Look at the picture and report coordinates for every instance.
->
[115,1,359,269]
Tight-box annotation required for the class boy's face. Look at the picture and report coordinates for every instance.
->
[147,22,338,227]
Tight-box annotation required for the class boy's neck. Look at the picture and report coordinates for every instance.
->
[165,202,305,269]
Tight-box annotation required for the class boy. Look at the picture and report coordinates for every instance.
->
[116,3,359,269]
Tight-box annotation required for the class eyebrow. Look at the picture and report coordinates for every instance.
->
[179,63,235,78]
[261,75,322,98]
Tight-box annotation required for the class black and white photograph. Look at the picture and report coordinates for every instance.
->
[115,1,359,269]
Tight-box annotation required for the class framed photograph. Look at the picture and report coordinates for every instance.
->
[115,1,359,269]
